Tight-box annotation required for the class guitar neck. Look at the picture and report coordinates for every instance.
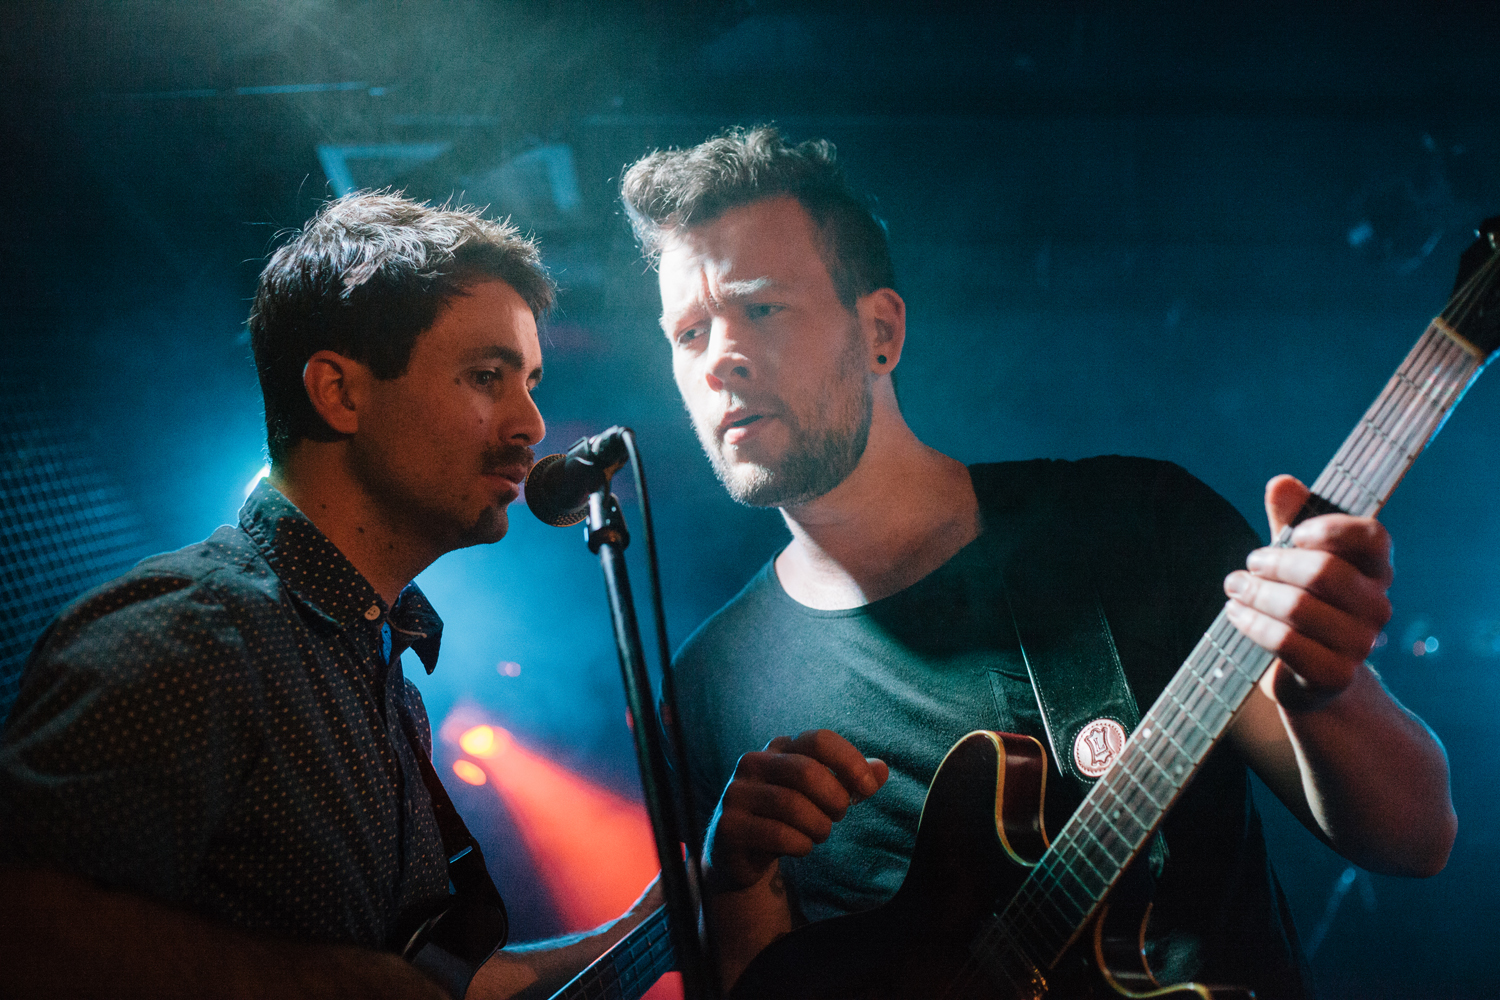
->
[551,905,675,1000]
[976,318,1491,974]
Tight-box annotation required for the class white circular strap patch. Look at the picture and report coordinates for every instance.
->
[1073,717,1127,779]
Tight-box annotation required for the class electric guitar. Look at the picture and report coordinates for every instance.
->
[731,218,1500,999]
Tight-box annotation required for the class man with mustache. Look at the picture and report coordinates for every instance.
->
[621,128,1456,997]
[0,193,655,999]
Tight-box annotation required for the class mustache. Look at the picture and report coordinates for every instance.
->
[482,444,536,473]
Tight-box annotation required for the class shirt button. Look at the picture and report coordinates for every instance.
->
[364,605,381,621]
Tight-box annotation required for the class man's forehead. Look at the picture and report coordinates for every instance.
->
[660,198,814,261]
[429,280,544,371]
[658,214,818,307]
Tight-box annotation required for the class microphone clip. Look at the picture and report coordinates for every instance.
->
[524,426,632,528]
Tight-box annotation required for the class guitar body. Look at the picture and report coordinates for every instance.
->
[730,732,1246,1000]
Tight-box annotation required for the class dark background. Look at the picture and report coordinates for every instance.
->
[2,3,1498,996]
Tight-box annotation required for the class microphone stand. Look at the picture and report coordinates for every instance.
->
[583,488,717,1000]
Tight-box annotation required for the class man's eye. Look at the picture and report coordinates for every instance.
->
[473,370,498,386]
[746,303,782,320]
[676,327,703,345]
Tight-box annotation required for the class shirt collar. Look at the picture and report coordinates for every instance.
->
[238,480,445,674]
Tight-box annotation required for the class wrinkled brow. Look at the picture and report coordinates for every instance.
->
[659,277,780,332]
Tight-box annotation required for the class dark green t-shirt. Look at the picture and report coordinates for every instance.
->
[673,456,1312,999]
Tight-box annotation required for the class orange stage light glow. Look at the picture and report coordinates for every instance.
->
[459,724,513,758]
[446,714,660,931]
[452,760,487,786]
[444,707,681,999]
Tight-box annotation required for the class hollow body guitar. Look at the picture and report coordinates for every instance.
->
[731,730,1203,1000]
[730,219,1500,1000]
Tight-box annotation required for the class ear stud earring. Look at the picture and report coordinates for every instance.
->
[876,354,887,365]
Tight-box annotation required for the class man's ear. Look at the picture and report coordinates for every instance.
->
[859,287,907,374]
[302,350,367,436]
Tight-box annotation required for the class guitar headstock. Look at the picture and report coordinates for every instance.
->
[1446,216,1500,358]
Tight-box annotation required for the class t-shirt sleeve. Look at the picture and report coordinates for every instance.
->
[668,632,731,848]
[0,572,259,900]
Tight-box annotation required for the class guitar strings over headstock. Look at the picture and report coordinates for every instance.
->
[1441,216,1500,359]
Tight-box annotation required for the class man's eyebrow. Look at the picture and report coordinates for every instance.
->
[659,278,781,333]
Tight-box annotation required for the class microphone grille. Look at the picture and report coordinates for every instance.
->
[524,452,588,528]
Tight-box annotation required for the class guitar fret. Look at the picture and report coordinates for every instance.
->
[988,328,1474,972]
[1047,832,1112,900]
[1315,331,1480,515]
[961,924,1044,1000]
[1206,628,1270,685]
[1124,732,1179,806]
[1008,871,1084,952]
[1350,376,1433,478]
[1046,837,1108,912]
[1193,665,1243,717]
[1398,344,1458,407]
[968,914,1053,996]
[1115,751,1169,810]
[1311,331,1462,514]
[554,905,674,1000]
[1089,781,1149,844]
[1060,838,1112,896]
[1167,686,1221,746]
[1341,383,1437,494]
[1322,461,1386,512]
[1016,888,1085,958]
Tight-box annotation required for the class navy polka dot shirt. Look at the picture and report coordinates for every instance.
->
[0,481,453,950]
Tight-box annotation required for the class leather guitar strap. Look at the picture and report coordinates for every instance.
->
[395,704,509,965]
[972,463,1167,873]
[1001,543,1171,876]
[1000,550,1139,788]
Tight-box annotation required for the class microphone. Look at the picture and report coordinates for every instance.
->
[524,426,631,527]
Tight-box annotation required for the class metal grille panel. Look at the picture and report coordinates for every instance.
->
[0,386,151,723]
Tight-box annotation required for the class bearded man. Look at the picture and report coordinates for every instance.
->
[621,128,1455,998]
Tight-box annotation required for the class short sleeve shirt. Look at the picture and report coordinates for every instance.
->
[0,481,451,950]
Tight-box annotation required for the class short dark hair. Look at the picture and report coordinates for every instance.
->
[248,191,555,465]
[620,126,895,309]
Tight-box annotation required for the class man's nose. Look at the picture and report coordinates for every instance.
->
[704,319,754,393]
[505,388,546,446]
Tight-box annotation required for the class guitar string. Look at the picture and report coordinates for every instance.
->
[1322,328,1468,511]
[1322,330,1453,511]
[1323,336,1474,513]
[978,620,1260,983]
[997,611,1271,961]
[1319,331,1477,513]
[948,626,1266,995]
[561,905,673,1000]
[1322,253,1500,507]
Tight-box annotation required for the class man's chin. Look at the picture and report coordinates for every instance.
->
[455,506,510,548]
[718,465,799,508]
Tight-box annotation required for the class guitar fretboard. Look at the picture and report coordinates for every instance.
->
[554,904,675,1000]
[967,289,1493,989]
